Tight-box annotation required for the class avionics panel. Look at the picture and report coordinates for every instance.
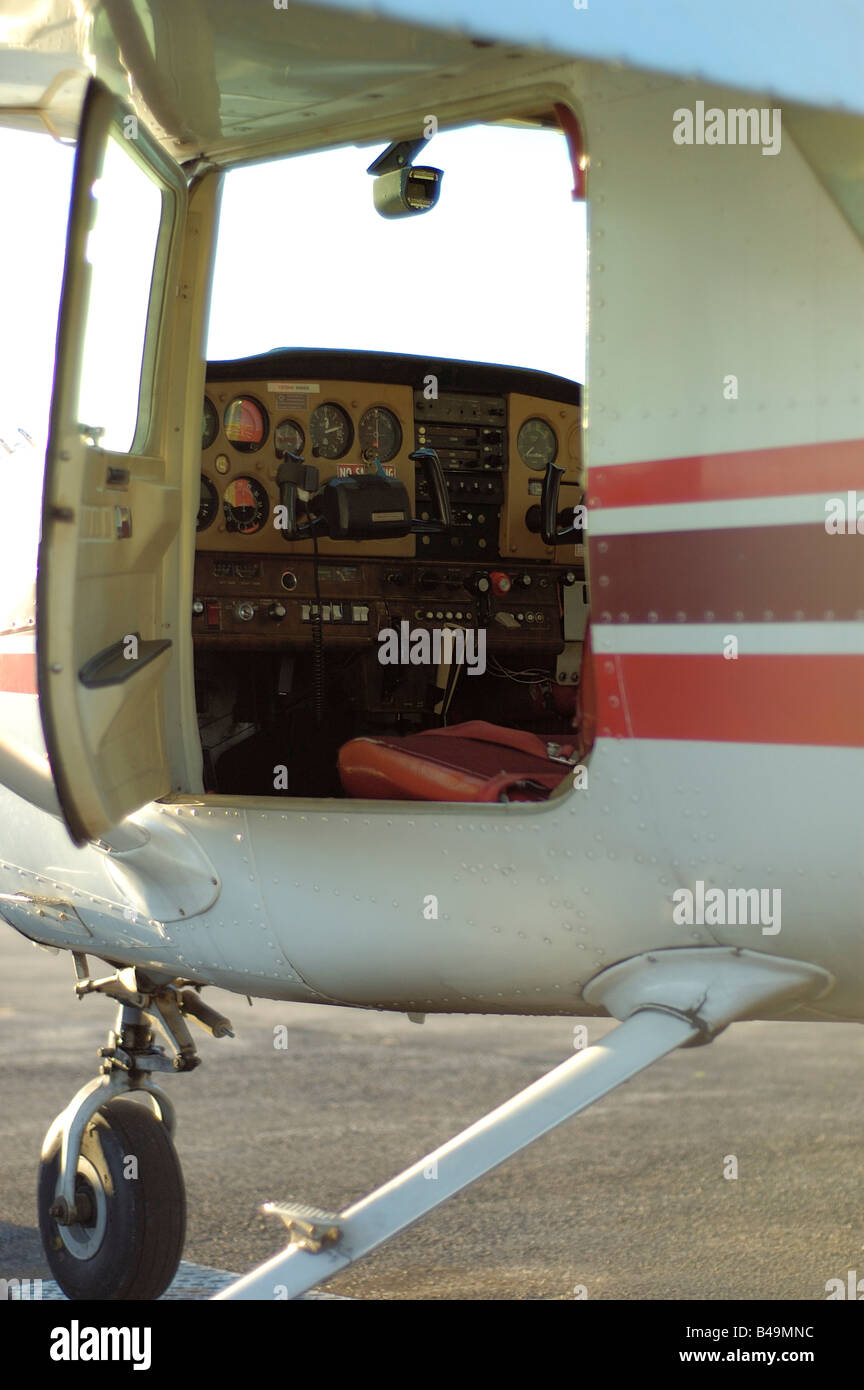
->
[414,390,506,561]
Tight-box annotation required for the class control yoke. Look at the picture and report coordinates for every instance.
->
[409,448,452,535]
[275,453,319,541]
[276,447,452,543]
[525,461,584,546]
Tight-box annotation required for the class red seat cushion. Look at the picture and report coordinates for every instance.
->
[338,721,578,802]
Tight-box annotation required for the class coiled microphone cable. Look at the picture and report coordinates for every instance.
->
[311,529,325,724]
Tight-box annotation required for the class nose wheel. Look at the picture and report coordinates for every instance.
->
[37,956,233,1300]
[38,1097,185,1301]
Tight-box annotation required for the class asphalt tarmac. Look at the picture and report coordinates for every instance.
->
[1,928,862,1301]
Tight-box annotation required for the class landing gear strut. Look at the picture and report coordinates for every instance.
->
[37,955,233,1301]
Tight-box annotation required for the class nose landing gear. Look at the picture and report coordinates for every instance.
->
[37,955,233,1301]
[39,1095,186,1301]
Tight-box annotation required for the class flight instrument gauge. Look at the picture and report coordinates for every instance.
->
[274,418,305,458]
[359,406,402,463]
[309,403,353,460]
[222,476,269,534]
[197,474,219,531]
[224,396,268,453]
[517,418,558,470]
[202,397,219,450]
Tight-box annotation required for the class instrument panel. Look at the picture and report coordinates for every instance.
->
[198,378,416,557]
[197,351,582,562]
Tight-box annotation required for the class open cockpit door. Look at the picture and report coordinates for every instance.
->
[38,79,188,845]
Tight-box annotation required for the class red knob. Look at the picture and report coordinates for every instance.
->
[489,571,512,596]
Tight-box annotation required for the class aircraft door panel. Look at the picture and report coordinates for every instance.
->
[38,78,188,844]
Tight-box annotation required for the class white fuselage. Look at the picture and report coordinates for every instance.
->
[1,678,861,1022]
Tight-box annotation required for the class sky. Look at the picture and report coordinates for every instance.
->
[0,121,586,455]
[0,128,75,454]
[208,124,587,377]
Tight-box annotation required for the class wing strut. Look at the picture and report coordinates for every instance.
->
[214,949,831,1300]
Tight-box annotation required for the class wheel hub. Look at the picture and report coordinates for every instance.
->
[56,1157,107,1260]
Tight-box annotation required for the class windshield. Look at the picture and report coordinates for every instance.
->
[207,123,586,382]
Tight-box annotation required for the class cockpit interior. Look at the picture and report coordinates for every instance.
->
[192,116,589,804]
[193,348,588,801]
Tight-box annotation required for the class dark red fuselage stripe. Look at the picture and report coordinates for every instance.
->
[589,438,864,509]
[589,526,864,622]
[0,653,37,695]
[593,653,864,746]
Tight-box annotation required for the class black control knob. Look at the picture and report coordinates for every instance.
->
[465,573,491,596]
[268,603,286,621]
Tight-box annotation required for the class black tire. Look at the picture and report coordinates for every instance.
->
[38,1097,185,1300]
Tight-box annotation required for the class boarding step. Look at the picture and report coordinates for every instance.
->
[261,1201,342,1253]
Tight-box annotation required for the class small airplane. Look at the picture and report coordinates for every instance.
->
[0,0,862,1300]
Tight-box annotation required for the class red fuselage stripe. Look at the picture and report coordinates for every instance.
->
[2,651,860,746]
[594,653,864,746]
[0,653,37,695]
[589,438,864,509]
